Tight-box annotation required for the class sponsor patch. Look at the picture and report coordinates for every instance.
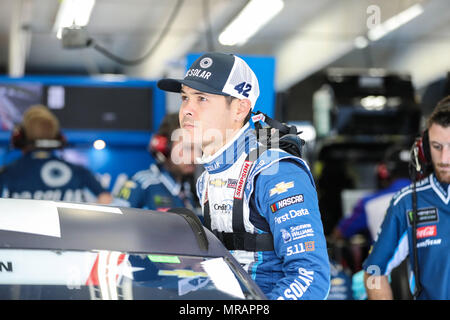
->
[416,225,437,239]
[407,207,438,225]
[269,181,294,197]
[209,178,227,188]
[185,68,212,79]
[212,200,233,214]
[279,268,314,300]
[305,241,315,252]
[234,161,252,200]
[227,179,238,189]
[154,195,173,207]
[281,224,315,243]
[199,57,213,69]
[270,194,304,213]
[286,241,315,257]
[417,238,442,248]
[251,113,266,123]
[281,229,292,243]
[274,208,310,225]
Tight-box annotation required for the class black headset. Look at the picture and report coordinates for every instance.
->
[148,113,180,164]
[148,133,171,163]
[410,129,432,179]
[11,124,67,150]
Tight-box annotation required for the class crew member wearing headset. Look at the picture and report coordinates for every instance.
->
[116,112,199,212]
[363,96,450,300]
[0,104,112,204]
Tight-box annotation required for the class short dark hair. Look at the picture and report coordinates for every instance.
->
[427,95,450,129]
[158,112,180,138]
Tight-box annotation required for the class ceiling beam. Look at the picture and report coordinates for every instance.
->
[8,0,33,77]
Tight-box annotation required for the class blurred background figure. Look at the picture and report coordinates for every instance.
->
[115,112,201,214]
[328,144,412,300]
[333,145,412,243]
[0,105,112,204]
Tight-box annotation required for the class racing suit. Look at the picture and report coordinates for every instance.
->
[362,174,450,299]
[338,178,411,241]
[116,163,197,212]
[0,150,107,202]
[197,124,330,300]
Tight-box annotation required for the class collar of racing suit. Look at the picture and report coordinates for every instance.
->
[430,173,450,200]
[150,163,183,197]
[198,123,258,174]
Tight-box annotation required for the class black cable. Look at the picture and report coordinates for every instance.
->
[90,0,184,66]
[409,150,423,299]
[411,177,422,299]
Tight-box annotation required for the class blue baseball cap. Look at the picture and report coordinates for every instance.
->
[157,52,260,108]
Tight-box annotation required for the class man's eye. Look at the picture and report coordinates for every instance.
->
[198,96,208,102]
[181,96,188,102]
[432,143,442,151]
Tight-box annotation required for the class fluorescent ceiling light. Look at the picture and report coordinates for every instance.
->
[360,95,387,110]
[367,4,424,41]
[219,0,284,46]
[53,0,96,39]
[354,36,369,49]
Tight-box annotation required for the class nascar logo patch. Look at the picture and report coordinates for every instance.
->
[270,194,304,213]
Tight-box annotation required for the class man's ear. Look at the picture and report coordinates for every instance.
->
[235,99,252,123]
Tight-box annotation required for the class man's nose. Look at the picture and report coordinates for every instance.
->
[181,98,195,116]
[441,145,450,164]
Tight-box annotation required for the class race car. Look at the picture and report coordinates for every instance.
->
[0,198,266,300]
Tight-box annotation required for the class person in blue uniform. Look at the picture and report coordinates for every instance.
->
[157,52,330,300]
[363,96,450,300]
[0,105,112,204]
[116,113,199,212]
[334,146,412,243]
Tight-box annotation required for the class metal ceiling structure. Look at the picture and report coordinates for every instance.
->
[1,0,449,92]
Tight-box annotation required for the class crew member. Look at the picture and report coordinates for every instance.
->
[363,96,450,300]
[0,105,112,204]
[116,113,199,212]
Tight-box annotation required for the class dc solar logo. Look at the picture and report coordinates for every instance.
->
[199,57,213,69]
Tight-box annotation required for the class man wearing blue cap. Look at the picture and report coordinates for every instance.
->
[157,52,330,300]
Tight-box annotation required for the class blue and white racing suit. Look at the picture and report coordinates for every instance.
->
[0,150,107,202]
[363,174,450,299]
[116,164,197,212]
[197,124,330,300]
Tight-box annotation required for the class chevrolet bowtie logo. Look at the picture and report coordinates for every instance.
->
[209,179,227,187]
[269,181,294,196]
